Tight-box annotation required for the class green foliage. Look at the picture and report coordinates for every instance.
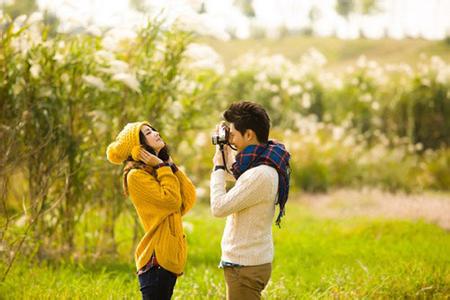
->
[235,0,256,18]
[1,0,38,19]
[1,12,450,279]
[335,0,354,19]
[335,0,380,18]
[425,148,450,190]
[0,13,221,267]
[223,51,449,192]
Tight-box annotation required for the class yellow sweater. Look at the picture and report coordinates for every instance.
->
[126,166,196,274]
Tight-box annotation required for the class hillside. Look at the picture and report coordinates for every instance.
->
[199,35,450,70]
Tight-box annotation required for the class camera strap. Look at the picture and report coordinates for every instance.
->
[219,144,233,174]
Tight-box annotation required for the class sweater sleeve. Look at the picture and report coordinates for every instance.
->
[210,166,274,218]
[127,167,182,212]
[174,169,196,216]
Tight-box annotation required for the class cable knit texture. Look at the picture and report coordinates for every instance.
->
[210,165,278,266]
[106,121,151,164]
[127,166,196,274]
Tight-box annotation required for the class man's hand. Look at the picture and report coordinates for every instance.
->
[139,148,163,167]
[213,146,225,166]
[213,144,235,168]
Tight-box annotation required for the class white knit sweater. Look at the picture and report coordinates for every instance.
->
[210,165,279,266]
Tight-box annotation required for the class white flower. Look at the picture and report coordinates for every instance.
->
[95,50,115,63]
[255,72,267,82]
[178,78,197,94]
[169,102,183,118]
[305,81,314,90]
[269,84,279,92]
[332,127,344,141]
[82,75,106,91]
[86,25,102,37]
[301,48,327,68]
[15,215,28,227]
[371,101,380,111]
[287,85,302,96]
[57,41,65,50]
[356,55,367,68]
[61,73,70,83]
[103,60,129,74]
[30,64,41,79]
[102,28,137,52]
[13,15,27,33]
[195,132,208,147]
[27,12,43,24]
[112,73,141,93]
[301,93,311,109]
[271,96,281,109]
[185,43,224,74]
[53,53,64,62]
[421,78,431,87]
[360,93,372,103]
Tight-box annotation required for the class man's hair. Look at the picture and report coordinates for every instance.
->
[223,101,270,143]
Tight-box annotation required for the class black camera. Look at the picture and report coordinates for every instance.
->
[212,122,230,146]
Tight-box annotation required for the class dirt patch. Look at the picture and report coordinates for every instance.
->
[297,189,450,230]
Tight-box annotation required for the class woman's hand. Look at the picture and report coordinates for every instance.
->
[139,148,163,167]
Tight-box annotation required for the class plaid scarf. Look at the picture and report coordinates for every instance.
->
[232,141,291,227]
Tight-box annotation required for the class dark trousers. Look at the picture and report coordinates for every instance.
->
[138,266,177,300]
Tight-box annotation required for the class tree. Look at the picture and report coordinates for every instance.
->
[129,0,148,13]
[304,5,321,36]
[335,0,354,20]
[2,0,38,18]
[335,0,380,38]
[235,0,255,18]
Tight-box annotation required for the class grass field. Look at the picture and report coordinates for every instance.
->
[200,35,450,70]
[1,193,449,299]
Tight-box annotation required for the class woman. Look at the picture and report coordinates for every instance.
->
[106,121,196,299]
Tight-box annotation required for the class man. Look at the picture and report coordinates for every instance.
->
[210,101,291,300]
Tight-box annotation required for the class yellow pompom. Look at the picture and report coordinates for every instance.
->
[106,121,152,165]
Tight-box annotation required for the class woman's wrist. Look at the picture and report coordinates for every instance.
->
[154,162,169,169]
[154,161,178,173]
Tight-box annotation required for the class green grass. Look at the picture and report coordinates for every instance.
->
[1,201,449,299]
[199,35,450,70]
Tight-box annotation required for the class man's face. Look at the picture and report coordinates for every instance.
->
[229,123,248,152]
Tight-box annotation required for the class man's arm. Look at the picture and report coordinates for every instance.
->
[210,166,273,217]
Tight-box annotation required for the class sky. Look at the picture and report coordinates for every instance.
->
[32,0,450,40]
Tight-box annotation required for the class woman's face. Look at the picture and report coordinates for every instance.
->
[141,125,165,152]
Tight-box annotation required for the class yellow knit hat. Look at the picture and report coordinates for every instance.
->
[106,121,152,165]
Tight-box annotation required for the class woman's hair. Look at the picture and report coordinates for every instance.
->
[122,127,170,196]
[223,101,270,143]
